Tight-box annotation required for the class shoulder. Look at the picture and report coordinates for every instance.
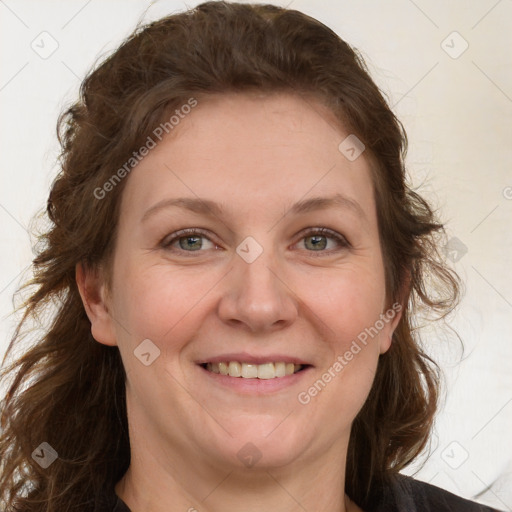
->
[111,495,131,512]
[404,476,501,511]
[102,477,504,512]
[92,488,131,512]
[366,474,504,512]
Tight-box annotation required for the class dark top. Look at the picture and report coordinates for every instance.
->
[104,474,503,511]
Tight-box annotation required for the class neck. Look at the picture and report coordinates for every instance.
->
[115,389,363,512]
[115,438,359,512]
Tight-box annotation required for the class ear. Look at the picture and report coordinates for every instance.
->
[379,269,410,354]
[75,262,118,346]
[378,302,403,354]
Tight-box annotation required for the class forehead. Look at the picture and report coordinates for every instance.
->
[119,92,376,225]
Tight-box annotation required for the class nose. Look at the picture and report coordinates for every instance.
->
[217,245,298,333]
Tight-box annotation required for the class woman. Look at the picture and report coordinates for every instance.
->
[0,2,504,511]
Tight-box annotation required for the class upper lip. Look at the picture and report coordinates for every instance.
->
[196,352,313,366]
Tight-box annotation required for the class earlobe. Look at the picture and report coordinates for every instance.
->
[379,305,403,354]
[379,269,410,354]
[75,262,118,346]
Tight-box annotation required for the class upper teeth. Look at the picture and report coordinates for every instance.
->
[205,361,303,379]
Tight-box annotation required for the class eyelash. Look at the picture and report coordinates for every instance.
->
[160,227,350,257]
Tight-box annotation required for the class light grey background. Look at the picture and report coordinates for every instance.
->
[1,0,511,509]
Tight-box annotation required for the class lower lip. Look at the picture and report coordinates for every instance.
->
[197,364,313,394]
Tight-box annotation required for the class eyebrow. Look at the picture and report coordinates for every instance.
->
[141,193,368,224]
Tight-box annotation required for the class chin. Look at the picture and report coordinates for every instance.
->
[208,418,309,470]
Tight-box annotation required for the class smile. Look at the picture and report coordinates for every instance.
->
[201,361,308,379]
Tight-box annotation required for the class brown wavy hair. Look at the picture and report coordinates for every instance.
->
[0,2,461,510]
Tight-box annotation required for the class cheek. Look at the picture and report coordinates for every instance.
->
[306,261,387,343]
[300,262,386,407]
[111,259,223,346]
[110,264,217,405]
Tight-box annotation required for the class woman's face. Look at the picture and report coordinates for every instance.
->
[82,92,401,478]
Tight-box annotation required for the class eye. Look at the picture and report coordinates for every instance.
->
[161,228,219,254]
[160,227,350,256]
[294,227,350,255]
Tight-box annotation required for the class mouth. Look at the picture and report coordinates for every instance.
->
[198,361,312,380]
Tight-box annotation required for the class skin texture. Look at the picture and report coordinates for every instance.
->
[76,92,402,512]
